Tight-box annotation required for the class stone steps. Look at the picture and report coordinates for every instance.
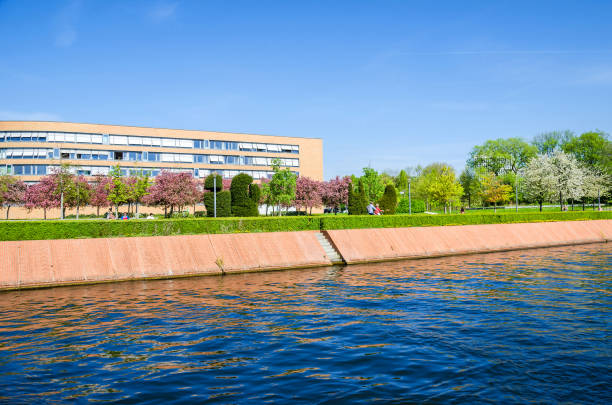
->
[315,232,345,264]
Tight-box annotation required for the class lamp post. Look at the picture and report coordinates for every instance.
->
[408,178,412,215]
[213,172,217,218]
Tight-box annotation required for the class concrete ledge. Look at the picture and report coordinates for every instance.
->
[0,231,333,290]
[325,220,612,264]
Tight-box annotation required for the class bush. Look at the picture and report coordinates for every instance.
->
[194,210,206,218]
[203,190,231,217]
[378,185,397,214]
[0,216,322,241]
[396,198,426,214]
[249,183,261,216]
[230,173,257,217]
[204,174,223,192]
[0,210,608,241]
[348,179,367,215]
[319,211,612,230]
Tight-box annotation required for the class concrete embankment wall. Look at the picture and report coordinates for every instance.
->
[0,231,332,290]
[1,220,610,290]
[326,220,612,264]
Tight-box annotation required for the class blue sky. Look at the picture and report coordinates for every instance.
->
[1,0,611,179]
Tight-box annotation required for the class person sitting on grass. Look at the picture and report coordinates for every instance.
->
[106,208,115,220]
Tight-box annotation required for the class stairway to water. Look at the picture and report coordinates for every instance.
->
[315,232,345,264]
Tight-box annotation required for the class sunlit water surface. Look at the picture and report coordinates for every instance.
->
[0,244,610,404]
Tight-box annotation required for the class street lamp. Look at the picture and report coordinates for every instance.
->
[213,171,217,218]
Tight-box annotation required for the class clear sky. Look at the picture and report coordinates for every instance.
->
[1,0,611,179]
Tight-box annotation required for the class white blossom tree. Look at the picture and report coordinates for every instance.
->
[582,168,610,210]
[522,154,556,211]
[550,151,585,210]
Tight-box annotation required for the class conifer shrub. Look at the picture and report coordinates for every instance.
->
[249,183,261,216]
[378,184,398,214]
[203,190,231,217]
[230,173,256,217]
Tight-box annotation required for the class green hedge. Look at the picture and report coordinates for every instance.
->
[0,211,609,241]
[319,211,612,230]
[0,216,321,241]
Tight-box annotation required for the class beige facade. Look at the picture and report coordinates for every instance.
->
[0,121,323,183]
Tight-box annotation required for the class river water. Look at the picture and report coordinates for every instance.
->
[0,244,610,404]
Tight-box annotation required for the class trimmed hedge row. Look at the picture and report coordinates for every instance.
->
[0,217,320,241]
[0,211,610,241]
[319,211,612,230]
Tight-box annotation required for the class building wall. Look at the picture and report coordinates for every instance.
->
[0,121,324,182]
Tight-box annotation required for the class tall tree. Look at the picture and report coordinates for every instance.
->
[532,130,575,156]
[145,171,200,217]
[106,165,128,217]
[230,173,257,217]
[480,173,512,213]
[459,168,481,208]
[125,172,151,217]
[361,167,384,203]
[322,176,351,214]
[426,165,463,213]
[562,131,611,176]
[24,176,60,219]
[90,175,111,217]
[0,175,26,220]
[64,175,92,219]
[295,176,322,215]
[378,184,398,214]
[395,169,409,192]
[521,155,556,211]
[50,164,74,219]
[269,158,297,215]
[550,151,585,210]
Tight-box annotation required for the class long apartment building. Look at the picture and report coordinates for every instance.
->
[0,121,323,184]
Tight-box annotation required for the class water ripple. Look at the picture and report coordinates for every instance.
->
[0,244,610,403]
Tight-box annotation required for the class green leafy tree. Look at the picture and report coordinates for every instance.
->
[361,167,384,202]
[562,131,611,176]
[459,168,482,208]
[481,173,512,212]
[396,169,409,192]
[269,158,297,215]
[50,164,75,219]
[426,165,463,213]
[532,130,575,156]
[106,165,128,217]
[126,171,151,217]
[64,175,92,219]
[378,184,398,214]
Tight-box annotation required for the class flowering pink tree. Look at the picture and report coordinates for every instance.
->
[322,176,351,213]
[25,176,60,220]
[144,171,200,217]
[0,175,27,220]
[295,176,323,215]
[90,175,111,217]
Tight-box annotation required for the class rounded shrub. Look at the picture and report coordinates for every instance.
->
[378,184,398,214]
[230,173,255,217]
[203,190,232,217]
[396,198,426,214]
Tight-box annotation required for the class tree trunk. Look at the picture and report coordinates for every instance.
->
[582,200,585,211]
[494,202,497,213]
[539,201,542,212]
[76,204,80,220]
[116,205,119,218]
[164,206,167,217]
[97,206,100,217]
[44,207,47,220]
[571,198,574,211]
[559,191,563,211]
[6,206,9,220]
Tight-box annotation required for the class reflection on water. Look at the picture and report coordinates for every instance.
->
[0,244,610,403]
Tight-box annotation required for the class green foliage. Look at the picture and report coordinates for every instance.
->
[269,158,297,214]
[204,174,223,192]
[562,131,611,175]
[230,173,256,217]
[319,211,612,231]
[0,216,322,241]
[107,165,128,209]
[203,190,232,217]
[0,211,609,241]
[194,210,206,217]
[249,183,261,216]
[348,179,367,215]
[378,184,398,214]
[468,138,537,175]
[361,167,384,202]
[396,198,425,214]
[396,170,409,192]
